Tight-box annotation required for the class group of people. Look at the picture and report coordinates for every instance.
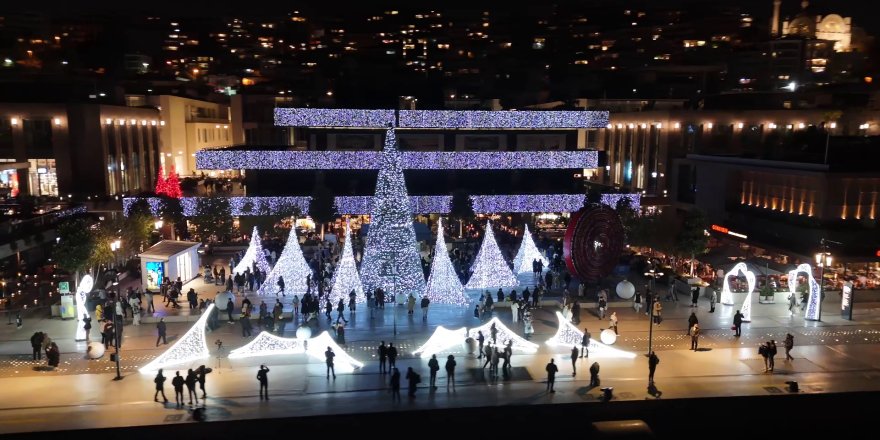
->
[152,365,212,407]
[29,331,59,367]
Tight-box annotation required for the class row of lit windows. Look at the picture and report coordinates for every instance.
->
[605,121,874,130]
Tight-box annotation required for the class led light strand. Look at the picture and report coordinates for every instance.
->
[328,222,365,304]
[424,217,468,305]
[275,108,396,127]
[511,224,549,274]
[259,226,311,296]
[228,331,305,359]
[359,128,426,299]
[398,109,609,129]
[412,326,467,358]
[232,226,273,275]
[467,317,538,353]
[123,196,311,217]
[600,193,642,212]
[465,220,519,290]
[139,304,214,373]
[545,312,637,359]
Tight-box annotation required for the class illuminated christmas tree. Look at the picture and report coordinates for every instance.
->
[465,220,519,290]
[155,165,167,195]
[512,224,549,274]
[360,128,426,300]
[424,217,467,305]
[259,226,311,296]
[155,164,182,198]
[233,226,272,275]
[329,221,365,304]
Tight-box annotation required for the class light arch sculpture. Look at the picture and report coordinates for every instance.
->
[788,263,822,321]
[721,262,756,322]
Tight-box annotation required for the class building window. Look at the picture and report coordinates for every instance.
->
[23,119,53,150]
[27,158,58,196]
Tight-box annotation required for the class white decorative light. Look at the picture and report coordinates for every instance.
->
[544,312,636,359]
[600,329,617,345]
[233,226,273,275]
[788,263,821,321]
[398,109,609,129]
[360,129,426,299]
[259,226,311,295]
[465,221,518,290]
[123,196,311,217]
[615,280,635,299]
[306,331,364,371]
[511,224,549,274]
[75,275,94,341]
[275,108,396,127]
[720,263,756,323]
[424,217,467,305]
[195,150,599,170]
[600,193,641,211]
[139,304,214,373]
[467,317,538,353]
[412,326,467,358]
[228,331,305,359]
[329,222,365,304]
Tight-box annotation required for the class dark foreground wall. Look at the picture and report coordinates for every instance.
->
[9,391,876,439]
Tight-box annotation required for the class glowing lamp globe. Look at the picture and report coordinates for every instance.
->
[616,280,635,299]
[600,329,617,345]
[295,326,312,340]
[464,337,477,354]
[86,342,106,359]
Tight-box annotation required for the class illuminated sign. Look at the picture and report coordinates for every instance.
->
[711,224,748,240]
[841,282,853,320]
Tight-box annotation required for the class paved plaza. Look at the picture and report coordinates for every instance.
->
[1,255,879,435]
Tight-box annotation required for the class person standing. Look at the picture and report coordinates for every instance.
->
[609,312,618,334]
[325,346,336,379]
[545,359,558,393]
[690,323,700,350]
[154,369,169,403]
[277,275,285,297]
[145,290,155,314]
[185,369,199,405]
[589,362,600,387]
[420,295,430,320]
[378,341,388,374]
[257,365,270,400]
[226,298,235,323]
[687,312,698,336]
[597,296,607,319]
[733,310,744,337]
[510,300,519,323]
[405,367,420,397]
[759,343,770,372]
[691,287,700,308]
[652,300,663,325]
[570,346,579,376]
[476,331,485,359]
[767,340,777,372]
[388,343,398,369]
[648,351,660,383]
[389,367,401,402]
[445,355,456,391]
[172,371,185,407]
[197,365,211,399]
[406,293,416,316]
[82,315,92,341]
[490,322,498,345]
[633,290,642,314]
[784,333,795,361]
[156,318,167,346]
[709,289,717,313]
[427,354,440,390]
[788,292,797,315]
[581,328,591,358]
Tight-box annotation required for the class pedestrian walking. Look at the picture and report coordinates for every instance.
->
[570,346,579,376]
[690,323,700,350]
[421,295,430,320]
[476,331,485,359]
[378,341,388,374]
[336,299,348,323]
[325,346,336,379]
[197,365,211,399]
[389,367,401,402]
[154,369,169,403]
[581,328,591,358]
[784,333,795,361]
[257,365,270,400]
[733,310,744,337]
[648,351,660,383]
[156,318,167,346]
[172,371,185,407]
[405,367,420,397]
[482,344,493,369]
[609,312,618,334]
[427,354,439,389]
[445,355,456,391]
[759,342,770,372]
[652,301,663,325]
[709,289,717,313]
[633,291,642,314]
[83,315,92,341]
[388,343,398,369]
[687,312,698,336]
[589,362,600,387]
[788,292,797,315]
[545,359,558,393]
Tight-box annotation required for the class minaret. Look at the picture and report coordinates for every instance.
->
[771,0,782,37]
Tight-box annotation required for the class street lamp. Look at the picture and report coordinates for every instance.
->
[813,248,832,322]
[644,269,664,355]
[154,220,163,230]
[110,239,121,269]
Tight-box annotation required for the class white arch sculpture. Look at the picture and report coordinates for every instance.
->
[788,263,822,321]
[75,275,94,341]
[721,262,756,322]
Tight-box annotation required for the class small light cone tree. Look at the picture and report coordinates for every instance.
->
[163,165,183,198]
[425,217,467,305]
[466,220,519,290]
[233,226,272,275]
[329,222,365,304]
[155,165,167,195]
[511,224,549,274]
[360,128,426,300]
[259,226,311,295]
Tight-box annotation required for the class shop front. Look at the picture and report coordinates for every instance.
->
[139,240,201,292]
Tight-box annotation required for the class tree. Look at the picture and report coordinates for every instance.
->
[465,220,519,289]
[154,166,167,195]
[449,189,473,238]
[157,195,186,240]
[156,165,183,198]
[425,217,467,304]
[191,197,233,243]
[328,222,365,303]
[309,185,336,240]
[54,218,96,289]
[675,209,709,276]
[122,209,154,256]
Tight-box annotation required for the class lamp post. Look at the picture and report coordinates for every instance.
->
[813,245,832,322]
[110,239,121,270]
[644,269,664,355]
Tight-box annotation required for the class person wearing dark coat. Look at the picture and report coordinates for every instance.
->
[545,359,558,392]
[570,346,579,376]
[445,355,457,391]
[389,368,401,401]
[733,310,744,337]
[405,367,420,397]
[687,312,699,336]
[156,318,167,346]
[197,365,211,398]
[388,343,398,369]
[589,362,600,387]
[154,369,169,402]
[82,315,92,341]
[257,365,270,400]
[46,342,60,367]
[427,354,440,389]
[226,298,235,323]
[171,371,185,407]
[648,351,660,383]
[185,369,199,405]
[30,332,44,361]
[378,341,388,374]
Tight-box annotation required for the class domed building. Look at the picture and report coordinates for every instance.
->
[778,1,852,52]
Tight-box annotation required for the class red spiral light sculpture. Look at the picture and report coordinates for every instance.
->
[563,205,625,283]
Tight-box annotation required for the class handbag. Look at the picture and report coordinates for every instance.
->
[730,325,737,331]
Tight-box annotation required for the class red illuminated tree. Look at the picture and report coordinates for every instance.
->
[156,165,182,198]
